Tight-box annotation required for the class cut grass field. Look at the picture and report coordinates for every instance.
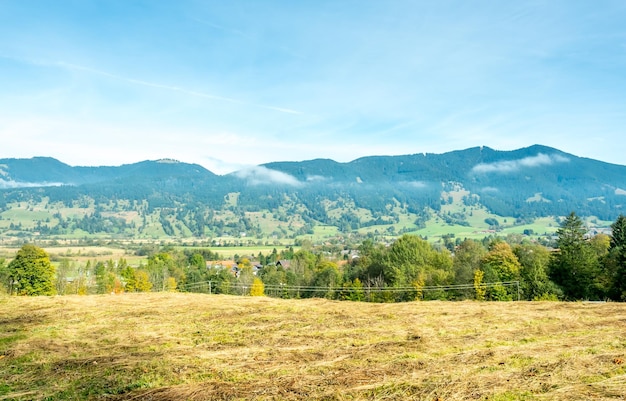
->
[1,294,625,401]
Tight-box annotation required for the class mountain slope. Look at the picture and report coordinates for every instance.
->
[1,145,625,239]
[0,157,217,187]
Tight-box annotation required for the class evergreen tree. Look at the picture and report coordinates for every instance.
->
[608,215,626,300]
[7,244,56,296]
[94,262,116,294]
[550,212,602,300]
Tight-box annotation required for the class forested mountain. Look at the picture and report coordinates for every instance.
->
[1,145,625,240]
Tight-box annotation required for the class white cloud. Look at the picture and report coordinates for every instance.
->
[306,175,328,182]
[471,153,569,174]
[0,179,64,189]
[234,166,302,186]
[400,181,428,189]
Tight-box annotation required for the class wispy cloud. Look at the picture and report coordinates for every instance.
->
[400,180,428,189]
[471,153,569,174]
[306,175,328,182]
[234,166,302,186]
[60,61,303,114]
[0,179,64,189]
[189,18,255,40]
[0,54,302,115]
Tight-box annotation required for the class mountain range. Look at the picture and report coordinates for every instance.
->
[1,145,625,240]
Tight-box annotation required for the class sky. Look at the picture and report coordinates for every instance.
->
[1,1,625,174]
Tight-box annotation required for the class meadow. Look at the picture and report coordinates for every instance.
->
[1,293,625,400]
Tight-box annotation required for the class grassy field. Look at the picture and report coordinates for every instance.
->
[1,294,625,401]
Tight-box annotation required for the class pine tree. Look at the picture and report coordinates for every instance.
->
[608,215,626,300]
[550,212,601,300]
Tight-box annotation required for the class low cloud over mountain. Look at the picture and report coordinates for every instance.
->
[471,153,570,174]
[234,166,302,186]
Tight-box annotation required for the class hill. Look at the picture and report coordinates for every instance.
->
[1,145,626,242]
[1,293,625,400]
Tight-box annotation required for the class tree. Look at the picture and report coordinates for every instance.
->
[453,239,486,299]
[482,241,521,282]
[7,244,56,296]
[134,270,153,292]
[341,278,365,301]
[94,261,116,294]
[0,258,8,294]
[250,277,265,296]
[55,259,72,295]
[474,269,485,301]
[550,212,602,300]
[513,242,560,300]
[312,261,342,299]
[121,265,137,292]
[166,277,177,292]
[453,239,486,284]
[608,215,626,300]
[480,241,521,300]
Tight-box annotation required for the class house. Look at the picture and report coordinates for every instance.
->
[252,263,263,275]
[276,259,291,269]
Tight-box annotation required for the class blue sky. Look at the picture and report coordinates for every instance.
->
[1,1,625,174]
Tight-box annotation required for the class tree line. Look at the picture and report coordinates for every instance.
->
[1,211,625,301]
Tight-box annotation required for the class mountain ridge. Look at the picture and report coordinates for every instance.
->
[1,145,625,240]
[1,144,622,183]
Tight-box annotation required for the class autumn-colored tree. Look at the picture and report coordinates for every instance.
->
[166,277,177,292]
[481,241,521,282]
[249,277,265,296]
[413,274,426,301]
[474,269,485,301]
[134,270,153,292]
[146,252,186,291]
[121,265,137,292]
[480,241,521,300]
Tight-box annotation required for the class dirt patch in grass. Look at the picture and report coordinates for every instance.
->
[0,293,624,400]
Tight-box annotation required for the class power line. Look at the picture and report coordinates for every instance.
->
[179,280,521,300]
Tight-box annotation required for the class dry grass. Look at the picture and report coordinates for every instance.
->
[1,294,625,401]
